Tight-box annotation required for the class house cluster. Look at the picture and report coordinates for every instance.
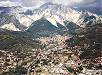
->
[0,32,102,75]
[0,49,35,74]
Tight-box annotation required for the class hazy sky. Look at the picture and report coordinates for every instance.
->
[0,0,101,8]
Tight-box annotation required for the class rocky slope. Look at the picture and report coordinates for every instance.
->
[0,3,101,31]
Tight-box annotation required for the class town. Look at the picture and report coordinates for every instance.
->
[0,32,102,75]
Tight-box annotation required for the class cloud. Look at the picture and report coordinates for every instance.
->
[10,0,21,2]
[18,0,98,7]
[76,0,101,7]
[80,0,96,4]
[0,0,21,7]
[0,0,9,1]
[0,0,100,8]
[21,0,45,7]
[51,0,83,5]
[52,0,97,6]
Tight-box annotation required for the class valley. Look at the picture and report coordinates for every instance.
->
[0,2,102,75]
[0,33,102,75]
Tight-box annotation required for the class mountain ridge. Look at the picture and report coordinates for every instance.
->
[0,2,101,31]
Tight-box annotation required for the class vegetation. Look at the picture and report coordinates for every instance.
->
[65,23,102,69]
[0,30,43,51]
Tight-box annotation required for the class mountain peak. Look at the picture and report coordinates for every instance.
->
[0,2,102,31]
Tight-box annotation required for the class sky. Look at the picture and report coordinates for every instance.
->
[0,0,101,8]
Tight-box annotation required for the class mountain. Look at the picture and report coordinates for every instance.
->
[0,1,21,7]
[0,6,23,14]
[73,6,102,15]
[0,7,33,31]
[23,9,33,15]
[0,23,20,31]
[0,29,43,50]
[27,17,81,37]
[0,13,27,31]
[0,2,101,32]
[0,7,11,14]
[16,15,33,29]
[29,2,101,28]
[26,2,101,36]
[27,18,58,37]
